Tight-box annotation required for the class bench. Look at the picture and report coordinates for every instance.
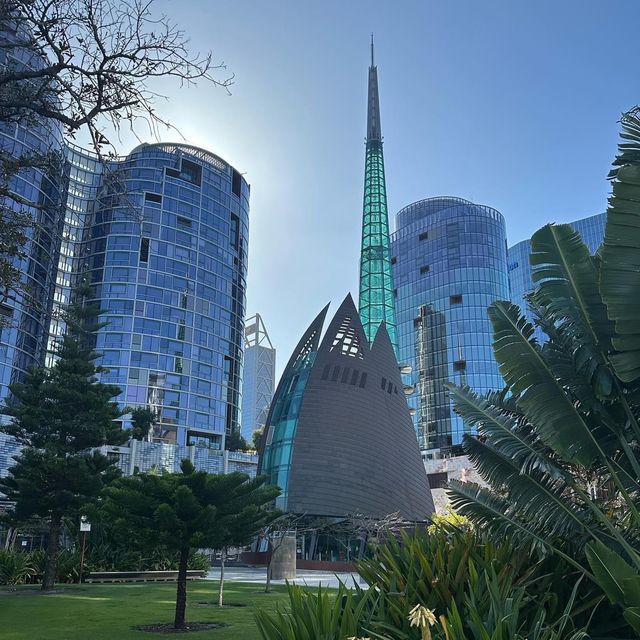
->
[85,570,206,583]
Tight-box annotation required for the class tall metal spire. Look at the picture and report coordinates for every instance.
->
[358,36,398,355]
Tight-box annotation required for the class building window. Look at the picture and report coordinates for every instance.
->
[390,256,397,265]
[140,237,149,263]
[450,294,463,304]
[420,265,430,274]
[393,289,397,298]
[331,366,340,382]
[419,231,428,241]
[0,303,13,319]
[359,372,367,388]
[232,169,242,197]
[387,381,393,394]
[321,364,330,381]
[230,214,240,251]
[350,370,359,385]
[144,192,162,203]
[381,377,386,390]
[453,360,466,372]
[180,159,202,186]
[341,367,351,383]
[177,215,191,227]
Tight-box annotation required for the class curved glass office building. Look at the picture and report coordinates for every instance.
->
[391,197,509,452]
[2,137,249,451]
[0,19,66,409]
[81,143,249,446]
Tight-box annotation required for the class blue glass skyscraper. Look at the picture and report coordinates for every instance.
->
[1,140,250,452]
[508,212,605,321]
[391,197,509,452]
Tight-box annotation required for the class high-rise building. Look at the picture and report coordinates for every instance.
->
[1,140,250,454]
[241,314,275,442]
[358,37,397,353]
[0,22,66,410]
[391,197,509,452]
[508,212,605,321]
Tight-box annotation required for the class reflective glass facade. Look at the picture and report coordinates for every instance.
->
[391,197,509,451]
[0,19,65,411]
[0,137,249,451]
[508,213,605,334]
[84,143,249,446]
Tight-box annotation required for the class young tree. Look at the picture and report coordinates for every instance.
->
[210,476,281,606]
[252,427,264,452]
[126,406,157,442]
[103,462,280,628]
[225,430,249,452]
[0,286,126,589]
[0,0,230,310]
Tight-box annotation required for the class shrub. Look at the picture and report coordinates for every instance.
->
[0,549,36,585]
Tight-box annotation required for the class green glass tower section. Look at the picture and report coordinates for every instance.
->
[359,38,398,355]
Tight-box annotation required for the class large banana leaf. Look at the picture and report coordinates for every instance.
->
[529,224,614,397]
[448,383,566,478]
[462,435,589,542]
[600,109,640,383]
[488,301,602,466]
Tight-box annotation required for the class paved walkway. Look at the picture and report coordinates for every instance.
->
[206,565,365,589]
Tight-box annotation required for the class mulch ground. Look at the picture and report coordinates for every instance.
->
[134,622,225,633]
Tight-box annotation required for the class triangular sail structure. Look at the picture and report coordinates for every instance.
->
[259,295,434,520]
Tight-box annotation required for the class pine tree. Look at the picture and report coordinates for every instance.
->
[0,286,126,589]
[102,462,280,629]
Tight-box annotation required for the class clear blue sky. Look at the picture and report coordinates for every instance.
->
[120,0,640,376]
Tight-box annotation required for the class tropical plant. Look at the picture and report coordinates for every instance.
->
[254,582,379,640]
[446,107,640,637]
[0,549,35,584]
[255,526,592,640]
[358,526,596,640]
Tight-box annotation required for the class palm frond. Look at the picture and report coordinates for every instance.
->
[601,108,640,383]
[488,301,603,466]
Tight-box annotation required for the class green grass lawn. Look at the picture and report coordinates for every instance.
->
[0,581,291,639]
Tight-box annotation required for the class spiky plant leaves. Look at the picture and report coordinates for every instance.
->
[488,301,602,466]
[600,109,640,383]
[529,223,614,397]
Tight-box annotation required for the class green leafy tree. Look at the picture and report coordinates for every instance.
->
[126,406,156,441]
[446,108,640,636]
[209,475,281,606]
[252,427,264,452]
[0,286,125,590]
[225,430,249,452]
[102,462,280,629]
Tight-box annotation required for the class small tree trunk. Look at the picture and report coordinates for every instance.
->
[174,546,189,629]
[265,540,272,593]
[42,516,61,591]
[217,547,226,607]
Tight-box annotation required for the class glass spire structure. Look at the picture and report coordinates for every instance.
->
[358,36,398,355]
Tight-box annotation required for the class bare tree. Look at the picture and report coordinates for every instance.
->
[1,0,231,148]
[0,0,229,315]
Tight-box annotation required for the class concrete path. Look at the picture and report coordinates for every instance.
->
[206,565,366,589]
